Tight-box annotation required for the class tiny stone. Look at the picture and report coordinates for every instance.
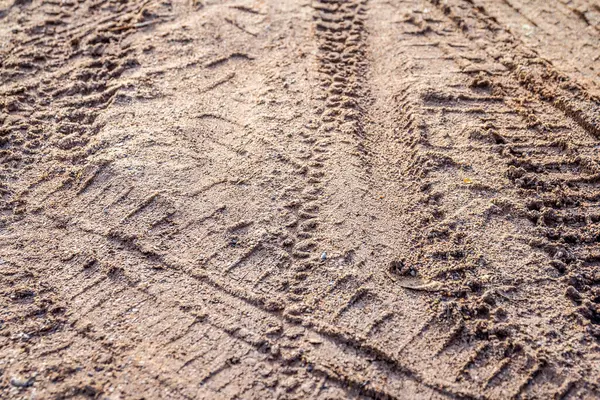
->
[320,252,327,261]
[566,286,582,302]
[10,376,33,388]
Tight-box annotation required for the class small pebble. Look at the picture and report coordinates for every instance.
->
[320,252,327,261]
[10,376,33,388]
[565,286,582,302]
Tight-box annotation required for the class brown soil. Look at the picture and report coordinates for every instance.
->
[1,0,600,398]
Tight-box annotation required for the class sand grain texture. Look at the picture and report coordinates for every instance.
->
[1,0,600,398]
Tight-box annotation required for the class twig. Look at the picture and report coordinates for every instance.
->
[107,18,165,32]
[229,5,263,15]
[199,72,236,94]
[204,52,254,68]
[224,17,258,37]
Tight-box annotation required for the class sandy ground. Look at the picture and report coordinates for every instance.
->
[1,0,600,398]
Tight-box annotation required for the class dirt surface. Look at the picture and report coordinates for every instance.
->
[1,0,600,398]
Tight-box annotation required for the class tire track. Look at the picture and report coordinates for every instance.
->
[1,221,466,399]
[283,0,370,275]
[38,1,577,397]
[0,251,359,399]
[429,0,600,138]
[473,0,600,92]
[3,0,598,398]
[364,0,599,397]
[428,0,600,341]
[0,0,170,223]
